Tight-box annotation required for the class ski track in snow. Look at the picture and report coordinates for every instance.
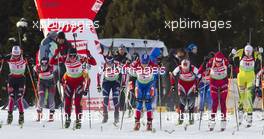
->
[0,108,263,139]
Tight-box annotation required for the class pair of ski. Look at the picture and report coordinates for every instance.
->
[1,122,24,129]
[131,127,156,133]
[163,120,194,134]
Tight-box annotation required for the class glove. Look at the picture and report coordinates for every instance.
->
[255,87,262,98]
[27,58,34,65]
[203,56,209,62]
[121,86,126,92]
[97,85,102,93]
[170,86,175,92]
[83,88,89,96]
[228,64,232,69]
[83,91,88,96]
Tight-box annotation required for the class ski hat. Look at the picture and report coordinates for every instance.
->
[47,31,57,40]
[214,51,225,62]
[11,45,21,55]
[244,44,253,56]
[57,31,66,39]
[181,59,190,70]
[186,43,198,52]
[105,55,114,64]
[119,44,126,49]
[140,53,150,65]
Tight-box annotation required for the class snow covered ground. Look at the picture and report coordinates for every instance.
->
[0,108,264,139]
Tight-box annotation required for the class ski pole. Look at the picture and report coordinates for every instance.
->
[249,28,253,44]
[143,40,148,54]
[120,74,129,130]
[258,47,264,118]
[54,39,65,128]
[218,40,221,51]
[73,33,78,48]
[198,83,206,130]
[26,59,39,106]
[230,65,239,131]
[0,59,4,73]
[56,54,64,129]
[184,95,189,131]
[158,70,162,130]
[87,89,92,129]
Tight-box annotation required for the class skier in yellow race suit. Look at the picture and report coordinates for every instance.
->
[232,44,261,127]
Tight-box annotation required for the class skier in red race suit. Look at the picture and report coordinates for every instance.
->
[1,46,28,126]
[50,48,96,129]
[199,51,229,131]
[170,59,200,125]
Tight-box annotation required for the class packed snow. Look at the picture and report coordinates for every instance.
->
[0,107,263,139]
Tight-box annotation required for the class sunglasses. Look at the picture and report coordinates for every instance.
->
[41,61,48,65]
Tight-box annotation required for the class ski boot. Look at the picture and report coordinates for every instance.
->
[238,110,244,125]
[102,113,108,123]
[189,113,194,125]
[18,112,24,125]
[189,119,194,125]
[220,120,227,131]
[64,117,71,128]
[246,113,253,128]
[114,111,119,124]
[75,119,81,129]
[134,119,140,131]
[7,111,13,124]
[48,110,55,122]
[208,119,216,131]
[178,113,184,125]
[36,111,43,122]
[146,119,152,131]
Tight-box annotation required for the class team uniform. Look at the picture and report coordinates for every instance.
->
[171,59,200,125]
[3,46,27,125]
[232,44,261,127]
[34,57,56,122]
[127,53,140,117]
[200,52,229,131]
[129,54,158,131]
[97,56,126,124]
[50,48,96,129]
[198,65,212,112]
